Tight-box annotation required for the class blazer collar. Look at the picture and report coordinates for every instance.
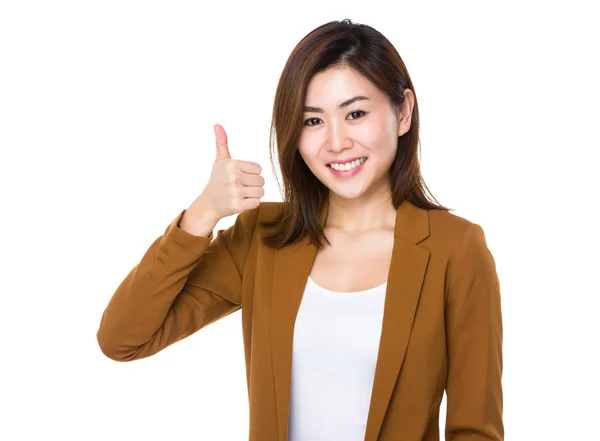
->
[270,197,431,441]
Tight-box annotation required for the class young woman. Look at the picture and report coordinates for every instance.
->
[97,19,504,441]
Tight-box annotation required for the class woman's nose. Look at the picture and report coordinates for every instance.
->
[327,121,352,152]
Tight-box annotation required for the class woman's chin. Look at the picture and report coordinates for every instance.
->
[327,184,368,201]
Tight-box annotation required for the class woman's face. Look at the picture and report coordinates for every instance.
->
[298,65,412,201]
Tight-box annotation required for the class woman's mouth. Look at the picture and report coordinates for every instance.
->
[326,157,367,177]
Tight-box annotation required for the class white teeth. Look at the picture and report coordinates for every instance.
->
[329,157,366,171]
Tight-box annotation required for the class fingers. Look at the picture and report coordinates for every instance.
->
[213,125,261,175]
[210,123,265,215]
[240,185,265,199]
[237,172,265,187]
[213,124,231,161]
[238,160,262,175]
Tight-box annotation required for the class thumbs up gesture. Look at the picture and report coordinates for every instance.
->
[187,124,265,224]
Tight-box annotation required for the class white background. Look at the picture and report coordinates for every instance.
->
[1,1,598,440]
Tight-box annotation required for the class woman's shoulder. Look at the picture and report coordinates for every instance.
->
[426,206,492,254]
[428,206,490,241]
[428,207,475,234]
[256,200,284,222]
[225,201,283,232]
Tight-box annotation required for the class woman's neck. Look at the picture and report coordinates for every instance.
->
[325,188,396,235]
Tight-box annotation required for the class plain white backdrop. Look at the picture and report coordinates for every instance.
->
[1,1,598,439]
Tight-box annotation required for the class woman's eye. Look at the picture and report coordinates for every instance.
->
[348,110,366,120]
[304,117,321,127]
[303,110,366,127]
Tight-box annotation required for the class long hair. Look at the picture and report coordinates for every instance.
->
[260,18,451,249]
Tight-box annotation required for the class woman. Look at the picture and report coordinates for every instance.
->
[97,19,503,441]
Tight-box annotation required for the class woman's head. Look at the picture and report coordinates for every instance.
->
[298,64,413,203]
[262,19,449,249]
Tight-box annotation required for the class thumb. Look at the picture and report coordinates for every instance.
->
[213,124,231,161]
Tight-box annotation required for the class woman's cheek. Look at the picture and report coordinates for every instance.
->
[298,131,323,156]
[351,121,379,147]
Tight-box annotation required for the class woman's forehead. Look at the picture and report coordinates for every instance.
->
[304,68,385,109]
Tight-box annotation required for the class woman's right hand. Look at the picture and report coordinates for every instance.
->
[180,124,265,235]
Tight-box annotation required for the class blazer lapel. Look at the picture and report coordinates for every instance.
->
[270,197,431,441]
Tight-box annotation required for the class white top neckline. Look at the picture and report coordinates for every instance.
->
[307,275,387,295]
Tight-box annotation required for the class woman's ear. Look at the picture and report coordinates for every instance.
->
[397,89,415,137]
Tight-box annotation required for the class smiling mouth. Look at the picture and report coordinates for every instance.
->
[326,156,368,171]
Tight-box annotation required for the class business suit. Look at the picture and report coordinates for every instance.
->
[97,197,503,441]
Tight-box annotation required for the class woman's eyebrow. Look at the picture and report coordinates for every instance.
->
[303,95,370,113]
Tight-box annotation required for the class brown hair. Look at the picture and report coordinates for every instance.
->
[260,18,451,249]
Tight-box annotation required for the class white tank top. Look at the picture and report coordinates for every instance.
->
[287,275,388,441]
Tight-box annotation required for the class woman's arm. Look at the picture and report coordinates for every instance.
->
[444,223,504,441]
[96,206,259,362]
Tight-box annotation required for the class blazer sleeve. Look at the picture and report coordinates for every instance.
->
[96,206,259,362]
[444,223,504,441]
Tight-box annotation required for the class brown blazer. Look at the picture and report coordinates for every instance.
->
[97,198,503,441]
